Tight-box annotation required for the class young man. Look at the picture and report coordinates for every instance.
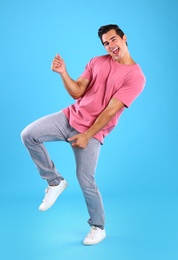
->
[21,24,146,245]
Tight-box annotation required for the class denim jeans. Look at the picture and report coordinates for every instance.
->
[21,111,105,228]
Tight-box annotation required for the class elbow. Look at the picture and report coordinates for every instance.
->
[71,93,82,100]
[71,81,88,99]
[71,91,84,100]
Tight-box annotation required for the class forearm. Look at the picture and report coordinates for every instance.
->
[85,110,113,140]
[68,98,124,149]
[68,109,114,148]
[60,71,82,99]
[52,54,87,99]
[85,98,125,140]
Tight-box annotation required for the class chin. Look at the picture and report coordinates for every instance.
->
[113,56,120,62]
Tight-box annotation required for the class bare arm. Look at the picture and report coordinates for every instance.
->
[68,97,125,148]
[51,54,89,99]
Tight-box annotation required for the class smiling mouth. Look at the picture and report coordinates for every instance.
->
[112,47,120,55]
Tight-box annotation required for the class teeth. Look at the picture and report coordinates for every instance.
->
[112,47,119,53]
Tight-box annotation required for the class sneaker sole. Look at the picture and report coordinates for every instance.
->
[83,234,106,245]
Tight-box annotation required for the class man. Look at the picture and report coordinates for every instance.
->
[21,24,146,245]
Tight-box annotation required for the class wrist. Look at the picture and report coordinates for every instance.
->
[84,130,94,140]
[59,70,68,78]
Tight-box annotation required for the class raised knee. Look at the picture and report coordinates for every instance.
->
[21,128,28,144]
[21,127,32,145]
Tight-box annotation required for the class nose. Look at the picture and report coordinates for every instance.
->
[109,41,115,49]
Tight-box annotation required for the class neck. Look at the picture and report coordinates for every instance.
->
[121,57,136,65]
[115,49,136,65]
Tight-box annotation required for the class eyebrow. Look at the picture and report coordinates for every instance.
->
[103,36,117,45]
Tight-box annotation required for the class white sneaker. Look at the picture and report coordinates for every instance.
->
[39,179,68,211]
[83,226,106,245]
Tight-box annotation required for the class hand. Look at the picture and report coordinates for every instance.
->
[68,133,90,149]
[51,54,66,75]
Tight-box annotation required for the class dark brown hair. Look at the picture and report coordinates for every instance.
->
[98,24,127,46]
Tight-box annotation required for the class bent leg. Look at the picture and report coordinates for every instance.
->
[72,138,105,228]
[21,111,71,186]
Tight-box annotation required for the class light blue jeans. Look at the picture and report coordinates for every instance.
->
[21,111,105,228]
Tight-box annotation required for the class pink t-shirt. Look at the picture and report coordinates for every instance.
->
[63,55,146,143]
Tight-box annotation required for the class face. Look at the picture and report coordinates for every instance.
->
[102,29,127,63]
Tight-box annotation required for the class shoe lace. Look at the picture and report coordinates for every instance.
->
[43,187,53,204]
[88,226,99,238]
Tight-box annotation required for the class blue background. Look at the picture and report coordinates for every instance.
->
[0,0,178,259]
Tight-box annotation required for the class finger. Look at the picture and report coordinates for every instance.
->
[51,63,58,70]
[51,60,62,69]
[72,142,77,147]
[53,60,61,66]
[68,135,77,141]
[54,54,59,59]
[55,54,63,61]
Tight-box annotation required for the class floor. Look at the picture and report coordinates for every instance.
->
[1,190,177,260]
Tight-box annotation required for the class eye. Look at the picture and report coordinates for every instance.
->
[103,42,109,47]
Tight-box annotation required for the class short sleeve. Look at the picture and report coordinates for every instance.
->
[113,69,146,107]
[80,59,94,81]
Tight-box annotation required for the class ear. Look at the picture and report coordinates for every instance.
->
[123,34,127,43]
